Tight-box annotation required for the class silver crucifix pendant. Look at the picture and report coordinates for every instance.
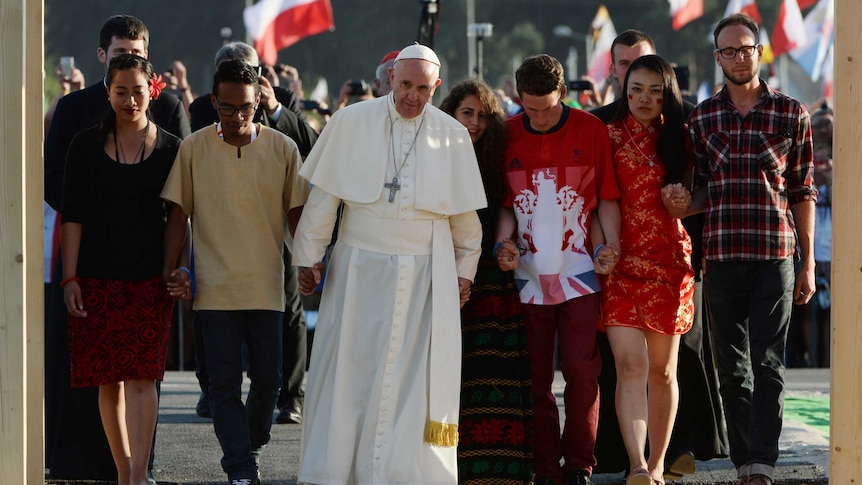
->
[385,176,401,203]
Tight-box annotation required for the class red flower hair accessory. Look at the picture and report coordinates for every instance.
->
[149,73,166,100]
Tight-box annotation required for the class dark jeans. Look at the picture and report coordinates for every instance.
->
[195,248,307,415]
[198,310,283,479]
[705,258,793,478]
[522,294,601,481]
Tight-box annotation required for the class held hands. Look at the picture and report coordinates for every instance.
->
[661,183,692,219]
[458,277,471,308]
[495,239,520,272]
[63,280,88,318]
[165,268,192,301]
[298,262,326,296]
[593,242,620,275]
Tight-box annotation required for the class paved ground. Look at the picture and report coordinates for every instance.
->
[47,368,830,485]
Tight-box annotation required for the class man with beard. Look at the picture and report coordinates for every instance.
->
[688,13,816,485]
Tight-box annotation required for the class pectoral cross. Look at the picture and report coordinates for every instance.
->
[385,176,401,203]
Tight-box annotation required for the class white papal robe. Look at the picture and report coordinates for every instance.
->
[293,95,486,485]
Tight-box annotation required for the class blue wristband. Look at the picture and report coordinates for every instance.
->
[178,266,192,279]
[492,241,504,258]
[593,244,605,261]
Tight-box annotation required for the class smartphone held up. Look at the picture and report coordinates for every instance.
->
[60,56,75,79]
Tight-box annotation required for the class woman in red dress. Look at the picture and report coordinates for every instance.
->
[601,55,694,485]
[61,54,181,485]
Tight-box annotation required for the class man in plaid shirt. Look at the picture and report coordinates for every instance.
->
[688,13,817,485]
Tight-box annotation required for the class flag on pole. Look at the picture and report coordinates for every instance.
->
[771,0,807,58]
[724,0,762,24]
[790,0,834,81]
[821,42,833,98]
[759,27,775,65]
[586,5,617,85]
[669,0,704,30]
[244,0,334,65]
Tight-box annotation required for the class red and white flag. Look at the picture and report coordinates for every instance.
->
[772,0,807,58]
[790,0,833,81]
[586,5,617,85]
[724,0,762,24]
[669,0,703,30]
[244,0,334,65]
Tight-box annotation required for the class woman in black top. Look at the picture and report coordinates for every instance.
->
[61,53,181,485]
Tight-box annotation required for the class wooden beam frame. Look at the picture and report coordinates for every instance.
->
[830,0,861,483]
[0,0,44,482]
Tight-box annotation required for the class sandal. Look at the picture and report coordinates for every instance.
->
[626,468,652,485]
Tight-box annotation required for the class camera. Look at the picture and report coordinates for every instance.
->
[302,100,333,116]
[348,80,369,96]
[567,79,592,91]
[60,56,75,79]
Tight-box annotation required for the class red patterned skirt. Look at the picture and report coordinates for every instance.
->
[68,276,173,388]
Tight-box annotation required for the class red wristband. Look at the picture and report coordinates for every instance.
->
[60,276,80,287]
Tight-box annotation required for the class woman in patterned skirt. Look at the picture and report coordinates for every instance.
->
[440,80,533,485]
[601,55,695,485]
[61,54,182,485]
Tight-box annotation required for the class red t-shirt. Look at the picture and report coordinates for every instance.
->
[503,105,619,305]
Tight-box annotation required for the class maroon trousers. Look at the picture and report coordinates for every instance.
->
[521,293,601,483]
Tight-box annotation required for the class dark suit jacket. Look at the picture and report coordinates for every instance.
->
[44,81,190,211]
[189,86,318,157]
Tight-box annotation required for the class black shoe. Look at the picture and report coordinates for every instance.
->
[196,392,211,418]
[229,479,260,485]
[564,469,593,485]
[275,405,302,424]
[147,468,157,485]
[533,477,556,485]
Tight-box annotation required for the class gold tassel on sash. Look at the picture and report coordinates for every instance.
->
[424,420,459,447]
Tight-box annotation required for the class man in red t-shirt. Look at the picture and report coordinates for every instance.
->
[495,54,621,485]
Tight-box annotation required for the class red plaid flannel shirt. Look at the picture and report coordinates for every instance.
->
[689,81,817,261]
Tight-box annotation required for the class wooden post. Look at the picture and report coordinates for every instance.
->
[831,0,861,483]
[0,0,44,482]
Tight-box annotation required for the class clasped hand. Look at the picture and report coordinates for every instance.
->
[661,183,692,219]
[495,239,520,272]
[164,268,192,301]
[298,262,326,296]
[594,243,621,275]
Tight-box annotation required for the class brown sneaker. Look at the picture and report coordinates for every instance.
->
[746,474,773,485]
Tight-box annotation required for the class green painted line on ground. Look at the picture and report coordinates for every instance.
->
[784,395,830,438]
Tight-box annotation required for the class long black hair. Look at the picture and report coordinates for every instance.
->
[439,79,508,201]
[612,54,687,184]
[99,53,154,142]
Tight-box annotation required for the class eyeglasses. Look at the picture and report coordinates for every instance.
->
[715,44,760,59]
[216,103,257,118]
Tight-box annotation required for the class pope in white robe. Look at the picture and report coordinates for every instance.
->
[293,45,486,485]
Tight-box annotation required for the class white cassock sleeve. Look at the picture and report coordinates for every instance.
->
[449,210,482,282]
[292,186,341,267]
